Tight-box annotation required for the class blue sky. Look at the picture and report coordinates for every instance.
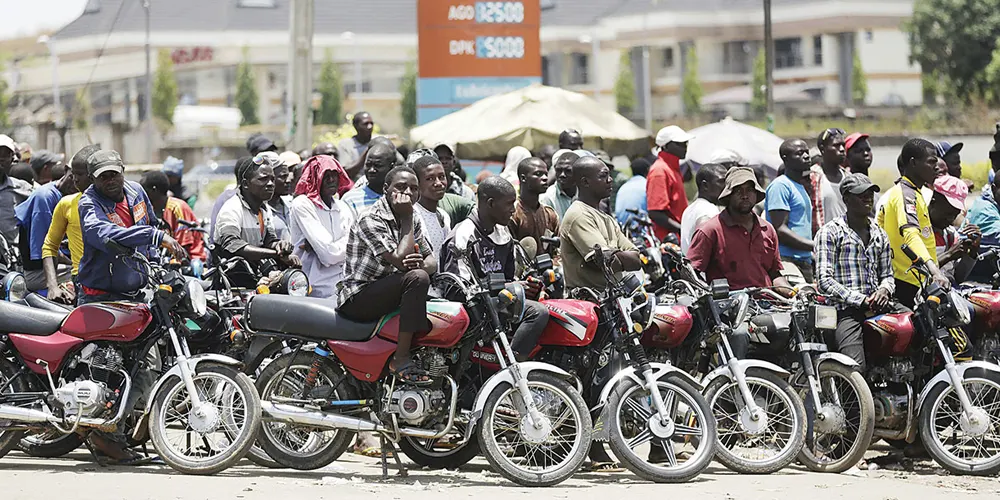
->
[1,0,87,40]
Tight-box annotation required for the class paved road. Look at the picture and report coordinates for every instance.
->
[2,445,999,500]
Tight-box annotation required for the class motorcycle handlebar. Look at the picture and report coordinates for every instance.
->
[979,248,1000,262]
[900,243,920,263]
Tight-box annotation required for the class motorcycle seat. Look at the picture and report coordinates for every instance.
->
[22,293,73,313]
[247,294,378,342]
[0,299,67,336]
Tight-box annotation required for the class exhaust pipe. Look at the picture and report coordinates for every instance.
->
[0,404,58,424]
[262,401,383,432]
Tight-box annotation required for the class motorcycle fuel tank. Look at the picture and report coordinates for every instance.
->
[60,303,153,342]
[537,299,599,348]
[375,301,469,348]
[863,312,915,358]
[968,291,1000,330]
[640,304,694,349]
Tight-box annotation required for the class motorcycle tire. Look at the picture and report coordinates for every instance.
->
[255,353,357,471]
[0,357,27,460]
[705,367,807,474]
[477,372,591,487]
[397,433,480,470]
[920,369,1000,476]
[607,374,716,483]
[148,363,262,475]
[18,431,83,458]
[797,363,875,473]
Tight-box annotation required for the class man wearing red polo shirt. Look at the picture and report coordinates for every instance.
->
[688,167,792,293]
[646,125,692,241]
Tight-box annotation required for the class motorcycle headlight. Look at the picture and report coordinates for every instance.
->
[3,272,26,302]
[279,269,310,297]
[810,305,838,331]
[185,280,208,317]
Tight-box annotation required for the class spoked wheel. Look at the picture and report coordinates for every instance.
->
[148,364,262,475]
[398,421,480,469]
[255,353,356,470]
[797,363,875,473]
[18,429,83,458]
[0,358,27,460]
[705,368,806,474]
[477,372,591,487]
[607,374,716,483]
[920,370,1000,476]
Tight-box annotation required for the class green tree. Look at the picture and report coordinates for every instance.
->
[682,46,702,114]
[152,49,178,125]
[750,49,767,115]
[905,0,1000,102]
[73,88,90,131]
[316,49,343,125]
[400,59,418,128]
[851,50,867,105]
[236,47,259,126]
[0,61,9,130]
[613,50,637,115]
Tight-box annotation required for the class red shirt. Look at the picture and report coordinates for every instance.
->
[163,197,208,261]
[687,210,783,290]
[646,151,688,240]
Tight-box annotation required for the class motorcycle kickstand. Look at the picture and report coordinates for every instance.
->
[81,438,109,468]
[380,435,408,479]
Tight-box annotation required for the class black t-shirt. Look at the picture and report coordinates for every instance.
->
[441,211,515,282]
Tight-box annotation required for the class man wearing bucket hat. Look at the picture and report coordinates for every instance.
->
[814,173,896,370]
[688,167,790,293]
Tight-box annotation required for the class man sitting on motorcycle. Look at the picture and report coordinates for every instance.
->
[814,173,901,371]
[337,165,437,385]
[928,175,980,285]
[214,153,301,276]
[440,175,549,362]
[139,170,208,263]
[560,156,643,291]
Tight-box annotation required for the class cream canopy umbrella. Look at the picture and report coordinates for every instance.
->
[685,117,785,177]
[410,83,651,160]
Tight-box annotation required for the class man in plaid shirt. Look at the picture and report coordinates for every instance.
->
[814,173,900,371]
[337,165,437,384]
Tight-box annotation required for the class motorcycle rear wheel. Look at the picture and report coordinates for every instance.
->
[920,369,1000,476]
[148,364,262,475]
[705,368,806,474]
[797,363,875,473]
[0,358,27,460]
[397,424,480,469]
[18,430,83,458]
[255,353,356,470]
[477,372,591,487]
[607,374,716,483]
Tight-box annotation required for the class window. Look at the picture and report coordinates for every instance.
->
[813,35,822,66]
[177,72,198,105]
[662,47,674,69]
[722,40,758,74]
[344,81,372,94]
[865,30,874,42]
[569,52,589,85]
[236,0,276,7]
[84,0,101,14]
[775,37,803,69]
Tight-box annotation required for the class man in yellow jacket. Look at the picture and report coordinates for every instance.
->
[42,144,99,304]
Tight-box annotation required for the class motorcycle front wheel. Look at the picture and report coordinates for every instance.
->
[920,369,1000,476]
[607,374,716,483]
[705,368,806,474]
[477,372,591,487]
[148,364,262,475]
[797,363,875,473]
[0,357,27,460]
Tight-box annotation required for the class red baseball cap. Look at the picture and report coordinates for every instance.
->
[844,132,870,152]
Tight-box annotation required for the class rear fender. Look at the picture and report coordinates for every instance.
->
[592,362,701,441]
[916,361,1000,412]
[701,359,790,388]
[466,361,580,438]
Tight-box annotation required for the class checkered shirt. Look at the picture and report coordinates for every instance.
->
[814,216,895,309]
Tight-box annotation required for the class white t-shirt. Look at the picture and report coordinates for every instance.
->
[414,202,451,262]
[680,197,721,254]
[821,176,847,222]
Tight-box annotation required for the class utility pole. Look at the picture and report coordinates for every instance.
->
[763,0,775,129]
[290,0,315,151]
[144,0,154,162]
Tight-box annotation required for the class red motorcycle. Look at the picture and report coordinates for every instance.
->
[247,241,591,487]
[0,240,262,475]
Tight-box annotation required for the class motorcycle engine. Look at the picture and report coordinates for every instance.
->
[872,388,910,429]
[53,345,125,418]
[869,358,914,384]
[389,388,448,425]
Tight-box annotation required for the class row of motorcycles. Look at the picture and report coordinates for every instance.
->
[0,210,999,487]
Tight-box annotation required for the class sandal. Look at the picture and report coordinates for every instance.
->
[389,359,433,386]
[588,461,624,472]
[354,446,392,458]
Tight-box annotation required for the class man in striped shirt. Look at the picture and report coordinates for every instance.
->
[814,173,896,370]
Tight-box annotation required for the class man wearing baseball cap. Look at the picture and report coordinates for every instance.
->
[30,150,65,186]
[929,175,979,285]
[646,125,693,240]
[814,173,895,370]
[0,135,33,247]
[844,133,873,175]
[77,149,186,303]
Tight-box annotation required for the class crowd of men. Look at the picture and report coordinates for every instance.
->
[6,111,1000,460]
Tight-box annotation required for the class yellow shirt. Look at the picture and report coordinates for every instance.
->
[877,176,936,286]
[42,193,84,276]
